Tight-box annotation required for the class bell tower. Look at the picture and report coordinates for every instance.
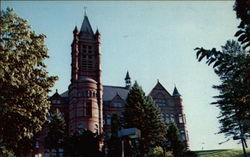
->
[69,12,103,135]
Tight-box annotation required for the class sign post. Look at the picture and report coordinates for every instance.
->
[118,128,141,157]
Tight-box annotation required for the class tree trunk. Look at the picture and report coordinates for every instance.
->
[241,138,247,157]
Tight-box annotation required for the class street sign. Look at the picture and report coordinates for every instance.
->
[118,128,141,138]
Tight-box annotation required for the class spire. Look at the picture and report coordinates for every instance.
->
[173,86,181,97]
[73,26,78,34]
[95,28,100,36]
[95,28,101,40]
[125,71,131,80]
[84,6,87,16]
[125,71,131,89]
[79,10,94,37]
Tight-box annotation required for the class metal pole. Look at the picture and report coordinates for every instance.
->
[239,122,247,157]
[163,147,166,157]
[121,139,124,157]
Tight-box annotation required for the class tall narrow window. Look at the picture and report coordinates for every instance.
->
[179,114,184,123]
[180,130,186,141]
[170,114,175,122]
[103,114,106,125]
[86,101,92,116]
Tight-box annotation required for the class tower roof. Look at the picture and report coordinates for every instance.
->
[125,71,131,80]
[95,29,100,36]
[80,14,94,36]
[73,26,78,33]
[173,86,181,97]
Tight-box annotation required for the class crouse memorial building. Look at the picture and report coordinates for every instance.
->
[35,13,189,155]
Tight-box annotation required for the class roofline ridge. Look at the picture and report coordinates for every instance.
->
[103,85,127,89]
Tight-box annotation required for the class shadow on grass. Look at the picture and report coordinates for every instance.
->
[234,152,250,157]
[196,149,250,157]
[195,149,229,154]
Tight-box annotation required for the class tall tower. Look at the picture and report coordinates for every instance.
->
[68,13,103,135]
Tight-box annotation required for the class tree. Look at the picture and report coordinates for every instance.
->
[233,0,250,50]
[45,109,66,157]
[123,82,167,155]
[195,40,250,155]
[195,40,250,134]
[194,0,249,156]
[64,129,104,157]
[0,8,57,155]
[166,123,185,157]
[107,114,121,157]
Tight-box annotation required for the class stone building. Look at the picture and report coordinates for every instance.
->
[34,13,188,156]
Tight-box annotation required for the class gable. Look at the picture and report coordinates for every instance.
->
[149,81,172,98]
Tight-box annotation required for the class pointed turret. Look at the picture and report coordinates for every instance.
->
[95,29,101,40]
[79,13,94,37]
[173,86,181,97]
[125,71,131,89]
[95,29,100,36]
[73,26,78,34]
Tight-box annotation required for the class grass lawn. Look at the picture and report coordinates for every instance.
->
[195,149,250,157]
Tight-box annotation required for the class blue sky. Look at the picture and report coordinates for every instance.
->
[3,1,246,150]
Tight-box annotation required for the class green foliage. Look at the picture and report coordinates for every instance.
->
[123,81,167,155]
[166,123,185,157]
[107,114,121,157]
[111,114,121,139]
[145,146,173,157]
[0,8,57,154]
[64,129,104,157]
[45,109,66,156]
[0,148,14,157]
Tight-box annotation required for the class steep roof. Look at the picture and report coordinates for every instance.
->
[103,85,129,101]
[50,89,61,99]
[172,86,181,97]
[149,80,172,97]
[125,71,131,80]
[60,85,129,101]
[80,15,94,37]
[61,90,69,98]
